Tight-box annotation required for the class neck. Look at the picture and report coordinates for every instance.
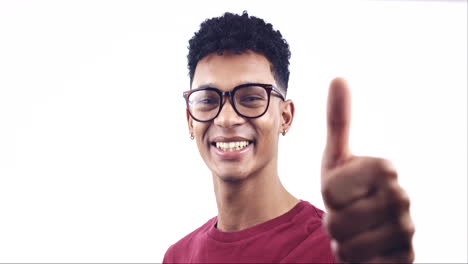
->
[212,160,299,232]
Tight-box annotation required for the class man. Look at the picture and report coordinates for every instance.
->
[163,11,414,263]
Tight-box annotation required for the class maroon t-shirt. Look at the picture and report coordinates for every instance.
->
[163,200,337,263]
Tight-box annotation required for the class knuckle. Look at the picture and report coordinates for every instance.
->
[321,174,341,209]
[400,225,413,239]
[321,185,333,206]
[407,222,416,237]
[399,193,411,211]
[397,216,415,239]
[386,185,409,209]
[324,213,344,241]
[321,180,330,197]
[373,158,398,178]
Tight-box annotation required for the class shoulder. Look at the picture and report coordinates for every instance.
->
[163,216,216,263]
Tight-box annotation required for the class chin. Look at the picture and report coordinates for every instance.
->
[214,168,251,183]
[218,175,244,183]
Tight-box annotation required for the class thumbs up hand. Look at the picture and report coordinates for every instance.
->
[321,78,415,263]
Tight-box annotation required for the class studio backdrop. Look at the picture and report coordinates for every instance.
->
[0,0,466,263]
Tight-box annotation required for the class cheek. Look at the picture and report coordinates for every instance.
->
[254,117,280,142]
[193,123,210,146]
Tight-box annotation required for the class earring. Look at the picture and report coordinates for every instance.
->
[190,134,194,140]
[282,129,287,136]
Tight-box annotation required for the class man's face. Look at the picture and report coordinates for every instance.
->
[187,50,293,182]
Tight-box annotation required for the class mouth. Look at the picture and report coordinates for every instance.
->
[210,140,254,152]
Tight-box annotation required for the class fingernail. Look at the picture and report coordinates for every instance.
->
[331,239,338,253]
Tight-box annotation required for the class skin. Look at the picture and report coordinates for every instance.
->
[187,50,299,232]
[187,50,415,262]
[322,78,415,263]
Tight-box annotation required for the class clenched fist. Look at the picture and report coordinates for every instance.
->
[321,78,415,263]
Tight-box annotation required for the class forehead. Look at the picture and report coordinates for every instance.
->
[192,50,276,90]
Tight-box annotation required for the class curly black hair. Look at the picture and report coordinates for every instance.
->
[187,11,291,92]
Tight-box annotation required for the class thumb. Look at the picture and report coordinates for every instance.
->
[322,77,352,172]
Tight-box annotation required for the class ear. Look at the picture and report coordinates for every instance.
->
[186,109,194,137]
[279,99,295,135]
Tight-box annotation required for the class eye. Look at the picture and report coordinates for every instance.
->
[197,98,218,104]
[240,96,264,102]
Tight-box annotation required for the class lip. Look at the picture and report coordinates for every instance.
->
[210,136,253,143]
[211,142,253,160]
[209,136,254,160]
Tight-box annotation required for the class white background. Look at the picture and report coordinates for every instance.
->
[0,0,466,263]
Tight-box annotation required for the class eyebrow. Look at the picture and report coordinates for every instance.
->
[193,81,265,90]
[193,83,213,90]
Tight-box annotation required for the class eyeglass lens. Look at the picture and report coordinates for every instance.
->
[188,85,269,121]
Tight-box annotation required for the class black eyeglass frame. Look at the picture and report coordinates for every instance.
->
[183,83,286,122]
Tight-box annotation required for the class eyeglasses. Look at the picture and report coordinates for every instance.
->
[183,83,286,122]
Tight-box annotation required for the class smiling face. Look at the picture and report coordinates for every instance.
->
[187,50,294,182]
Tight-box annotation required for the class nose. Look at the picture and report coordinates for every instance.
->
[213,96,245,128]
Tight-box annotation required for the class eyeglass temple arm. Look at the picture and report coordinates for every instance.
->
[272,85,286,100]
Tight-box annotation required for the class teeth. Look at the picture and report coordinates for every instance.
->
[215,141,250,151]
